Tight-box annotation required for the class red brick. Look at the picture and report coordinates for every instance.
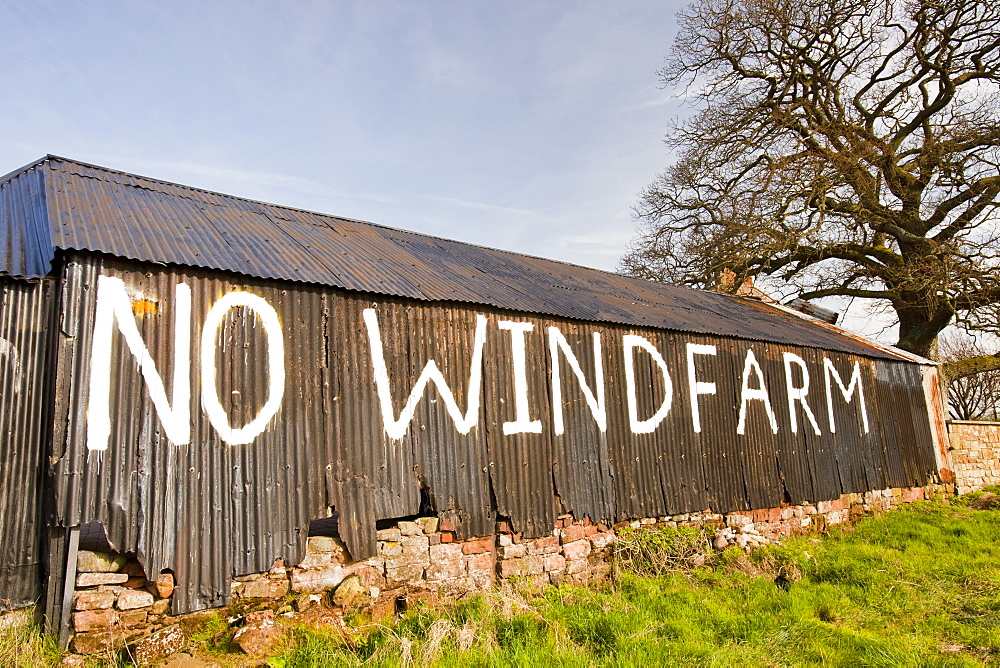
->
[561,525,586,543]
[584,525,598,537]
[562,540,590,561]
[499,559,524,578]
[466,553,493,572]
[73,609,119,632]
[543,554,566,572]
[440,532,454,543]
[532,536,559,550]
[74,589,116,610]
[462,538,493,555]
[439,518,457,532]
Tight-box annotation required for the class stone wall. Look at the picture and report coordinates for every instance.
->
[948,420,1000,494]
[66,483,949,657]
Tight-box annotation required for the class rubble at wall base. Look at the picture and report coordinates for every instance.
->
[64,482,952,657]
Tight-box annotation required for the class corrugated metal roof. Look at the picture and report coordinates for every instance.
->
[0,155,908,361]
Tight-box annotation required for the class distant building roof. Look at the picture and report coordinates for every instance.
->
[0,155,909,360]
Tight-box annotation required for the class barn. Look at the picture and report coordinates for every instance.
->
[0,156,949,640]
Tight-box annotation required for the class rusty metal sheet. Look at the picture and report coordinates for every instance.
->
[38,253,941,617]
[0,277,56,608]
[0,156,916,362]
[0,160,54,280]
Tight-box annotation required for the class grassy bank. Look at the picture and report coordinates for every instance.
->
[4,490,999,666]
[273,492,1000,667]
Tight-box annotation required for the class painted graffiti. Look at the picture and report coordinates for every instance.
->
[86,276,285,450]
[84,275,869,449]
[362,307,870,441]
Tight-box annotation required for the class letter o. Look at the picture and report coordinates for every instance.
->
[201,292,285,445]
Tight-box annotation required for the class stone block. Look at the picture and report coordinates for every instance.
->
[426,559,464,581]
[77,551,127,574]
[462,538,493,555]
[117,588,154,610]
[71,631,118,655]
[465,553,493,573]
[150,598,171,615]
[527,536,559,553]
[543,554,566,572]
[234,618,286,656]
[308,536,337,552]
[562,540,590,561]
[561,525,586,543]
[400,535,430,555]
[429,543,464,561]
[522,555,544,575]
[375,527,402,542]
[590,563,612,580]
[501,544,527,559]
[378,541,403,559]
[153,572,175,599]
[241,578,289,599]
[385,562,425,584]
[498,558,524,578]
[76,572,128,587]
[121,610,148,628]
[128,625,186,665]
[565,558,589,575]
[589,533,615,550]
[332,574,368,607]
[398,521,422,536]
[349,563,386,589]
[73,609,119,632]
[299,550,336,569]
[415,517,439,534]
[370,593,399,621]
[290,565,348,593]
[74,589,116,610]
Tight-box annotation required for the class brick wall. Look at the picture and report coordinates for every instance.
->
[66,482,951,656]
[948,420,1000,494]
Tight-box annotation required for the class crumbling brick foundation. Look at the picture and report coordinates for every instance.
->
[65,482,952,655]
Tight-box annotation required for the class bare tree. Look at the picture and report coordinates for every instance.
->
[622,0,1000,381]
[940,332,1000,420]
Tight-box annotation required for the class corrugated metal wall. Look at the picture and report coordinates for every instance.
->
[44,254,938,614]
[0,277,56,608]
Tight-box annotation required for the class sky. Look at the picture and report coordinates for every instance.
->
[0,0,896,342]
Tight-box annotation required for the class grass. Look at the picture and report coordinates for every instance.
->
[5,490,999,666]
[0,610,62,667]
[270,490,1000,667]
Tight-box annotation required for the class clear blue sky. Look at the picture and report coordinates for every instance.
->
[0,0,900,341]
[1,0,689,273]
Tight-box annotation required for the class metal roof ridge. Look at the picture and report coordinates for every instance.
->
[37,155,695,290]
[0,155,52,188]
[727,294,935,365]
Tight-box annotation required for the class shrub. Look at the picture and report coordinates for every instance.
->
[612,523,713,576]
